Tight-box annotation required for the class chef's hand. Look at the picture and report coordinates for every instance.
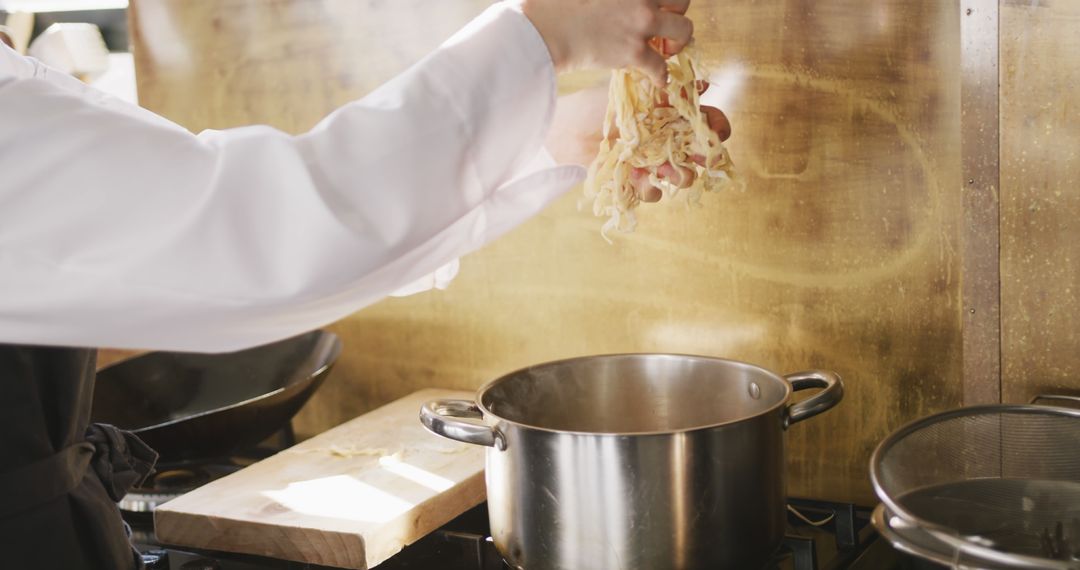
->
[519,0,694,86]
[632,80,732,202]
[546,80,732,203]
[0,26,16,50]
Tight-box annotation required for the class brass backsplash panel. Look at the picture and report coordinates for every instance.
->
[131,0,964,503]
[1000,1,1080,404]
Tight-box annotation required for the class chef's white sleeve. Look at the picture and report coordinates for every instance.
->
[0,4,586,352]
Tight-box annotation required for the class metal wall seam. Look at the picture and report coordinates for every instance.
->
[959,0,1002,405]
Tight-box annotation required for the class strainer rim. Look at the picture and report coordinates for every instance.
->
[869,403,1080,568]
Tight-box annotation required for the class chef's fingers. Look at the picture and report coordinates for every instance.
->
[648,37,668,58]
[658,0,691,15]
[690,153,728,168]
[656,80,711,107]
[630,167,663,202]
[631,161,694,202]
[605,123,621,142]
[656,161,696,188]
[0,26,14,49]
[660,38,689,57]
[635,44,669,87]
[652,12,693,53]
[610,107,726,149]
[702,105,732,142]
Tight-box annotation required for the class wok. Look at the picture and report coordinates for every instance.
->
[91,330,341,461]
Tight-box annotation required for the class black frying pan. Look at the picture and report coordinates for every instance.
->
[91,330,342,462]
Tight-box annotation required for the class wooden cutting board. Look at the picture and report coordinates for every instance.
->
[154,389,487,569]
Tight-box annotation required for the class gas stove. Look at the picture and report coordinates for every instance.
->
[121,430,918,570]
[374,498,894,570]
[127,495,919,570]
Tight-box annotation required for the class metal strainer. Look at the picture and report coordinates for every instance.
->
[870,404,1080,569]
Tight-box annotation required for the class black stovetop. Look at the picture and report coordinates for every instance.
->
[372,498,912,570]
[128,497,926,570]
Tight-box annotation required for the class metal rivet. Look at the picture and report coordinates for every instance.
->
[749,382,761,399]
[969,308,977,314]
[968,179,976,185]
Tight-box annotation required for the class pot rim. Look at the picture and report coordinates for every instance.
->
[473,352,794,437]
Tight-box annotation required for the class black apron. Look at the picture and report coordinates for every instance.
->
[0,344,158,570]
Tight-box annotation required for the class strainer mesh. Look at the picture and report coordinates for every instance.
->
[874,407,1080,564]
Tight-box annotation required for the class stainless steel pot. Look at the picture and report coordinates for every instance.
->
[420,354,843,570]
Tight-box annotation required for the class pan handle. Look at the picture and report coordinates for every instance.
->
[783,370,844,429]
[420,399,505,450]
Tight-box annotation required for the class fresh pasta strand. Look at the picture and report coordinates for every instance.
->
[582,49,741,242]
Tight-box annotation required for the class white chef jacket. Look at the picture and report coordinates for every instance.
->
[0,4,586,352]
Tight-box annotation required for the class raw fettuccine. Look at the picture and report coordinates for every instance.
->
[583,50,739,241]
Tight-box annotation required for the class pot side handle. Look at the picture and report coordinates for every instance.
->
[783,370,844,429]
[420,399,505,450]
